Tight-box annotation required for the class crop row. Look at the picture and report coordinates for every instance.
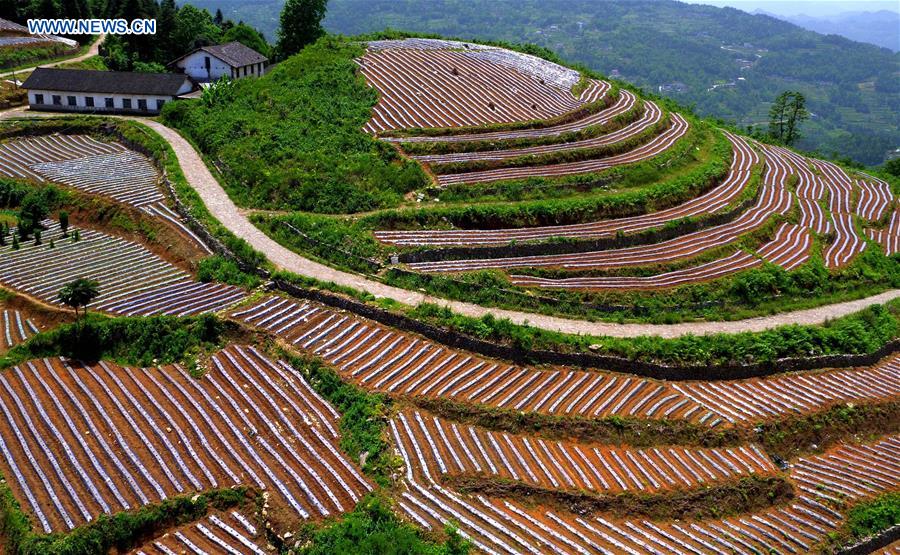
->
[0,134,124,182]
[0,219,243,316]
[0,346,370,532]
[141,201,213,254]
[233,295,900,426]
[231,295,716,424]
[413,99,658,165]
[672,355,900,424]
[0,308,39,348]
[867,209,900,256]
[359,41,595,133]
[407,182,790,273]
[31,150,165,208]
[131,510,265,555]
[391,86,628,146]
[393,408,898,555]
[394,409,775,495]
[367,38,585,91]
[375,131,756,246]
[434,112,688,187]
[509,222,810,290]
[0,134,213,253]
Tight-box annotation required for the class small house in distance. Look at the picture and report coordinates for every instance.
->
[169,42,268,82]
[22,68,194,114]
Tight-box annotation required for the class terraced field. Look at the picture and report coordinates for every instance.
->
[376,131,758,247]
[0,346,370,532]
[339,39,898,304]
[360,39,606,133]
[0,134,210,252]
[393,418,900,555]
[0,220,244,316]
[131,511,266,555]
[394,409,776,494]
[0,35,896,555]
[234,295,900,426]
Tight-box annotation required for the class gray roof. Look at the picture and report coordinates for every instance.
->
[177,41,268,68]
[0,18,28,34]
[22,68,192,96]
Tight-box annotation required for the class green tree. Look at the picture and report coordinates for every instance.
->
[58,210,68,237]
[171,4,223,54]
[768,91,788,143]
[17,190,51,238]
[276,0,327,58]
[883,158,900,178]
[28,0,60,19]
[783,91,808,145]
[155,0,179,62]
[223,22,271,58]
[133,61,168,73]
[58,278,100,322]
[0,0,22,21]
[769,91,808,145]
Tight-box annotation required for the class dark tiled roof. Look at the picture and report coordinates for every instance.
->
[0,17,28,34]
[199,42,268,67]
[22,68,192,96]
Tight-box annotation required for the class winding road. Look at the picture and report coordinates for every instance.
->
[2,109,898,338]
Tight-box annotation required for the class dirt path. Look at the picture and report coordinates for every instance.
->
[136,120,900,339]
[0,34,105,80]
[2,110,898,338]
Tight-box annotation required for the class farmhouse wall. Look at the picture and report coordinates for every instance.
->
[27,88,188,114]
[175,51,266,81]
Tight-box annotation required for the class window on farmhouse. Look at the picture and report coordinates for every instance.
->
[52,95,61,105]
[34,94,44,104]
[137,99,147,111]
[67,96,76,106]
[122,98,132,109]
[105,97,114,108]
[156,99,166,111]
[85,96,94,107]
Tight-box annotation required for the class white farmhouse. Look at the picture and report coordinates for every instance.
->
[22,68,194,114]
[169,42,268,83]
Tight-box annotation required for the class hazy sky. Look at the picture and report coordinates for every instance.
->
[680,0,900,17]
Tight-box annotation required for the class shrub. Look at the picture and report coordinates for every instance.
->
[288,355,393,485]
[299,493,470,555]
[197,255,261,288]
[2,313,226,368]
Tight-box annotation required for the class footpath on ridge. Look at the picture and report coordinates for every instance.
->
[139,120,900,339]
[2,108,898,338]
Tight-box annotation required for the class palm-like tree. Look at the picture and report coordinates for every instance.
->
[58,278,100,322]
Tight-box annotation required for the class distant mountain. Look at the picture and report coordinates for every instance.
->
[184,0,900,165]
[760,9,900,52]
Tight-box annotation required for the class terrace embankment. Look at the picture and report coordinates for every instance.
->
[446,475,793,521]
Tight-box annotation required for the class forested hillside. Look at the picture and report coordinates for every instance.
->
[186,0,900,166]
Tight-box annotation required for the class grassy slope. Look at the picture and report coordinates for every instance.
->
[162,35,428,214]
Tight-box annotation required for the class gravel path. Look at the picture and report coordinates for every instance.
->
[3,111,897,338]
